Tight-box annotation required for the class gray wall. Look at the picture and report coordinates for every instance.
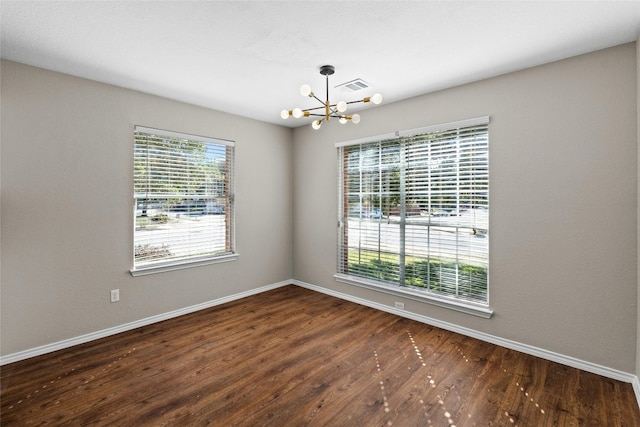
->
[637,36,640,385]
[293,43,638,373]
[1,60,294,356]
[2,43,638,376]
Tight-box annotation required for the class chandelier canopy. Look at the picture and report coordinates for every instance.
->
[280,65,382,130]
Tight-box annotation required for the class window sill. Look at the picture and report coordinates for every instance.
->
[334,273,493,318]
[130,253,239,277]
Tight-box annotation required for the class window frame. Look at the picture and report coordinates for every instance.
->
[130,126,237,276]
[335,117,492,318]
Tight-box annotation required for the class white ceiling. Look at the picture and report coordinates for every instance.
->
[2,1,639,128]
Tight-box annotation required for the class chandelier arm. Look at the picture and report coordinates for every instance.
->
[310,94,325,105]
[302,106,327,113]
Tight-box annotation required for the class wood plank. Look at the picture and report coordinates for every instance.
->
[2,285,639,426]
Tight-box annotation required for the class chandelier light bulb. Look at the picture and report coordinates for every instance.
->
[339,117,348,124]
[280,109,290,119]
[300,84,312,97]
[292,108,303,119]
[312,120,322,130]
[336,101,347,113]
[371,93,383,104]
[351,114,361,124]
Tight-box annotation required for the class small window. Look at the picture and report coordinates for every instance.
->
[336,117,490,316]
[131,126,236,275]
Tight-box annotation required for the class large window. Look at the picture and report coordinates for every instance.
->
[132,126,236,275]
[336,117,490,316]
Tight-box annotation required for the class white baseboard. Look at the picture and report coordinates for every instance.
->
[3,278,639,413]
[291,280,639,385]
[0,280,291,366]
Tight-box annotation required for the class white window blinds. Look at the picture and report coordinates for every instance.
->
[132,126,235,274]
[337,117,489,305]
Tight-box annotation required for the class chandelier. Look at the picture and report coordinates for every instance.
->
[280,65,382,130]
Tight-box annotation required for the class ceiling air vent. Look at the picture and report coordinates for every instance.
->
[335,78,370,92]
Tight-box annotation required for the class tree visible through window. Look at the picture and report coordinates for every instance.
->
[336,118,489,305]
[132,126,235,273]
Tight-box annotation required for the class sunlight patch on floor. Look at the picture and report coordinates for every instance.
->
[6,347,136,412]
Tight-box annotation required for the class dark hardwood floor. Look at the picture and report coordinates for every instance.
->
[2,285,639,426]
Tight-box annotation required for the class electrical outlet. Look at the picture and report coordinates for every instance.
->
[394,301,405,310]
[110,289,120,303]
